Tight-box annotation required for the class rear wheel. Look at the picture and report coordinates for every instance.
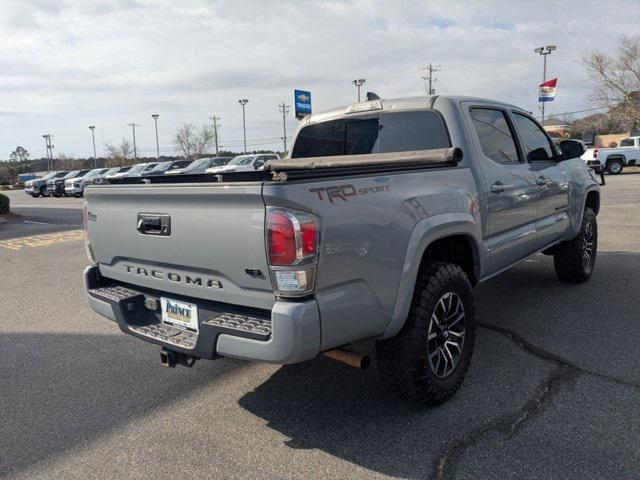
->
[376,261,476,405]
[606,158,623,175]
[553,208,597,283]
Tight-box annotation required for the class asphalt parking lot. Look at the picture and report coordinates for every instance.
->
[1,174,639,480]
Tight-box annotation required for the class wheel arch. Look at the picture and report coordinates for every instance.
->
[383,213,483,339]
[584,189,600,216]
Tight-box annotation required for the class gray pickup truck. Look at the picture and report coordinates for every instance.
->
[83,95,600,404]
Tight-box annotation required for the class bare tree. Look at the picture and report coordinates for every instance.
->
[583,35,640,130]
[54,153,77,170]
[105,138,133,166]
[174,123,215,159]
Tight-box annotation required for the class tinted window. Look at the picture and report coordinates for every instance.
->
[379,111,450,152]
[292,120,345,158]
[512,113,554,162]
[470,108,519,164]
[291,111,449,158]
[619,138,634,147]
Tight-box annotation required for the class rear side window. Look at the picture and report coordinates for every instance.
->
[619,138,634,147]
[378,111,450,152]
[291,111,449,158]
[469,108,520,164]
[512,113,555,162]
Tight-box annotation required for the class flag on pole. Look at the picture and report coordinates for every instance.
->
[539,78,557,102]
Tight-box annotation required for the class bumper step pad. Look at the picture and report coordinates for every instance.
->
[131,323,198,350]
[203,313,272,341]
[89,286,142,302]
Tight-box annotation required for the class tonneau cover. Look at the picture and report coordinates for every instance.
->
[266,147,462,172]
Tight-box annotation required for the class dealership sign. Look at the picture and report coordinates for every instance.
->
[294,89,312,119]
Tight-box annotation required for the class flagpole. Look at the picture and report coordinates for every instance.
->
[542,54,547,126]
[535,45,556,126]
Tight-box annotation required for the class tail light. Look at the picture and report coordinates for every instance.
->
[593,149,598,158]
[82,201,96,263]
[266,207,320,297]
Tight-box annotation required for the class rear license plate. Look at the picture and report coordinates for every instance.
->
[160,297,199,333]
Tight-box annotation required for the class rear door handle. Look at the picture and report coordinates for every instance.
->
[490,183,507,193]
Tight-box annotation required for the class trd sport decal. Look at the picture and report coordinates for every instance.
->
[310,182,390,203]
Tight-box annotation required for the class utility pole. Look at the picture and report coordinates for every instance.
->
[352,78,366,102]
[42,134,54,170]
[238,99,249,153]
[210,114,221,155]
[129,122,140,160]
[88,126,97,168]
[421,62,439,95]
[152,114,160,159]
[534,45,556,126]
[278,102,290,153]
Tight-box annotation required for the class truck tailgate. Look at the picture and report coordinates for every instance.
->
[84,183,274,310]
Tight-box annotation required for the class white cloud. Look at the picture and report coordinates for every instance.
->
[1,0,639,158]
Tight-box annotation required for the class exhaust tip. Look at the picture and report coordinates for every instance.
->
[323,348,370,369]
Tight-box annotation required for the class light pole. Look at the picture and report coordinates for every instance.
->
[42,135,50,170]
[88,126,97,168]
[129,122,140,160]
[534,45,556,126]
[278,102,290,153]
[152,114,160,159]
[238,99,249,153]
[353,78,366,102]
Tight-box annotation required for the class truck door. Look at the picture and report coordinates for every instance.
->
[466,106,540,273]
[510,112,570,249]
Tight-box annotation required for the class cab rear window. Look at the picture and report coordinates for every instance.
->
[291,111,450,158]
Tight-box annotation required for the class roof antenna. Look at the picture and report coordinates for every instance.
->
[366,92,381,101]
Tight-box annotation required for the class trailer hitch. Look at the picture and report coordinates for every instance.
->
[160,348,197,368]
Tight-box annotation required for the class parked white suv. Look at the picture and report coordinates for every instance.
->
[205,154,279,174]
[581,136,640,174]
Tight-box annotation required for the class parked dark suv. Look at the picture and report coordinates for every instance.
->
[47,170,90,197]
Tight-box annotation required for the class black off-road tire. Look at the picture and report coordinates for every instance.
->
[376,261,477,405]
[553,208,597,283]
[606,158,623,175]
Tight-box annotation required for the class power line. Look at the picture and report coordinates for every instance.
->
[421,62,440,95]
[210,114,221,155]
[278,102,291,153]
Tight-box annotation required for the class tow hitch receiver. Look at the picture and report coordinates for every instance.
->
[161,348,197,368]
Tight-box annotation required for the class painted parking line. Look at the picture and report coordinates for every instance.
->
[0,230,85,250]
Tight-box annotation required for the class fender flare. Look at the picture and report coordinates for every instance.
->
[382,213,484,339]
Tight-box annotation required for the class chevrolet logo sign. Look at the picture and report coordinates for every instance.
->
[297,93,309,102]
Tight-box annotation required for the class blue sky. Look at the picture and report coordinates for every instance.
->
[1,0,639,159]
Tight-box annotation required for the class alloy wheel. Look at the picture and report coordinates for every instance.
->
[582,221,595,270]
[427,292,466,378]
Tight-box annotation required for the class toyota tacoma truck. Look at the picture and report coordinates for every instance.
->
[83,95,600,405]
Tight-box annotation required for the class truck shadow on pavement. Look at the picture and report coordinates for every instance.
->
[239,251,640,479]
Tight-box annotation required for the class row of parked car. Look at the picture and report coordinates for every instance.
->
[23,153,281,197]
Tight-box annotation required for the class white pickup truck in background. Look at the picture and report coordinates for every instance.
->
[581,136,640,174]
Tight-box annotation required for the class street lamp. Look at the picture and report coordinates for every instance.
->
[88,126,97,168]
[238,99,249,153]
[353,78,366,102]
[534,45,556,126]
[152,114,160,159]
